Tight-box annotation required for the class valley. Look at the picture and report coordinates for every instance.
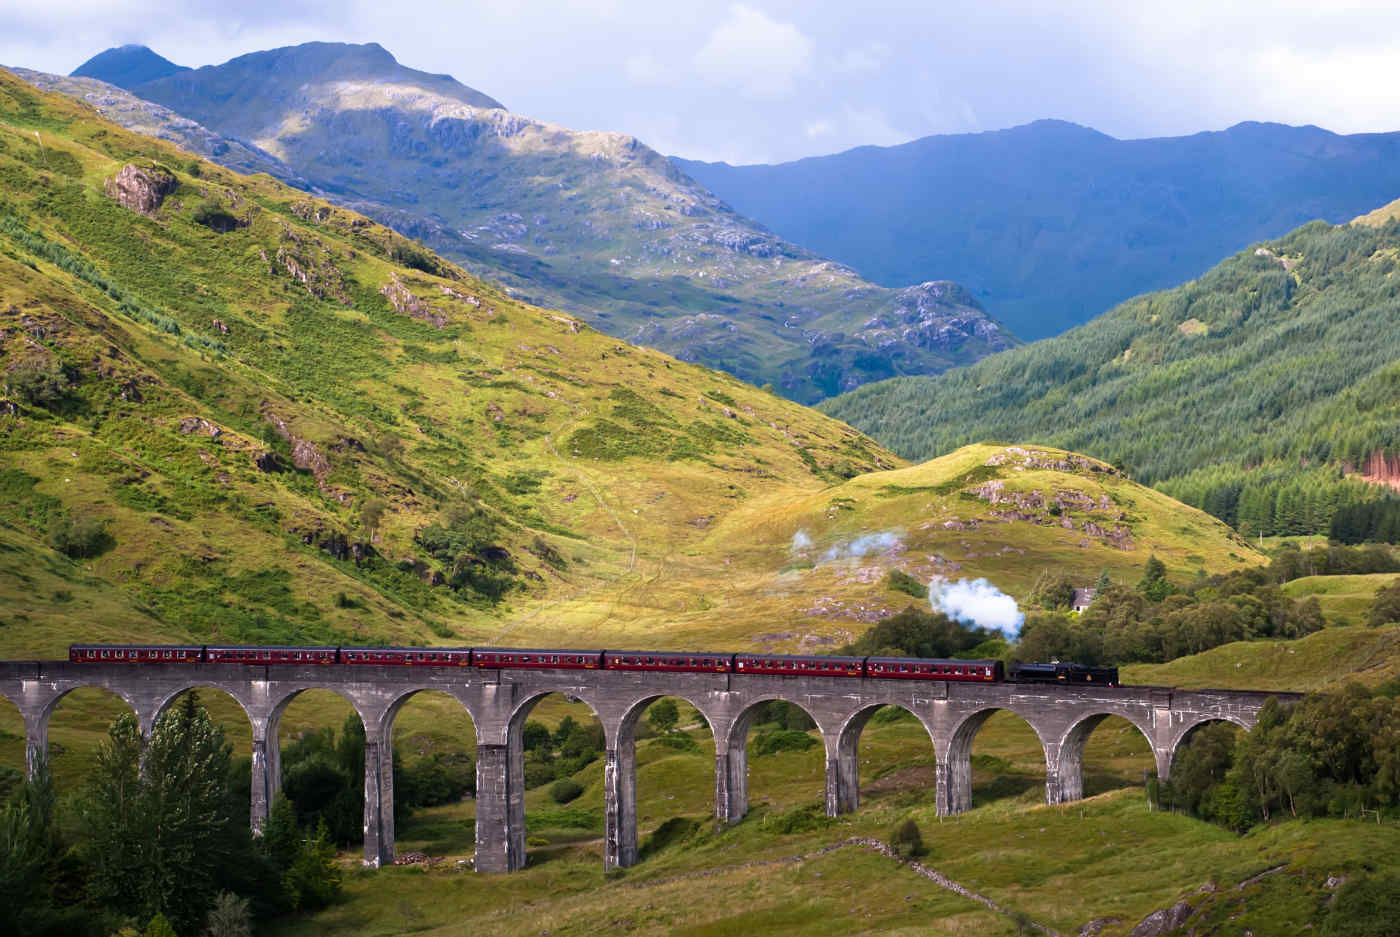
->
[1,20,1399,937]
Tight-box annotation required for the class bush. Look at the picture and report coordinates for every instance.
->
[638,817,702,860]
[766,803,832,834]
[550,779,583,804]
[390,242,441,275]
[647,699,680,735]
[889,818,926,859]
[1367,580,1400,627]
[751,729,818,757]
[47,511,113,559]
[192,199,241,232]
[1322,874,1400,937]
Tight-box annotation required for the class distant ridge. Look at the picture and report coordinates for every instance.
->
[71,44,187,87]
[80,41,506,115]
[676,118,1400,340]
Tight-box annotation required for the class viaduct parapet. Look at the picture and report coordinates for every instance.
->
[0,661,1299,872]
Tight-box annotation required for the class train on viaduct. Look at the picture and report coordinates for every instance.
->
[0,651,1296,873]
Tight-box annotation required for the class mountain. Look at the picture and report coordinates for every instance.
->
[48,43,1017,403]
[0,69,1256,659]
[9,68,304,184]
[70,43,187,87]
[820,206,1400,540]
[675,119,1400,341]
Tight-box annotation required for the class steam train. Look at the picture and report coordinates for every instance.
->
[67,644,1119,686]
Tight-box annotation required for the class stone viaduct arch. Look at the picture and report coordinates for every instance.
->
[0,660,1299,874]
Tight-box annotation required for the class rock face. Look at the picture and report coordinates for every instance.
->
[1128,900,1194,937]
[105,164,177,216]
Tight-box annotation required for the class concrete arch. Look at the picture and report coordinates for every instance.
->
[831,703,939,816]
[719,696,830,827]
[1165,715,1251,781]
[149,684,257,734]
[38,682,146,730]
[266,686,385,865]
[1054,712,1157,803]
[607,694,721,869]
[370,687,481,868]
[942,706,1052,815]
[501,689,608,872]
[380,686,481,740]
[34,683,146,786]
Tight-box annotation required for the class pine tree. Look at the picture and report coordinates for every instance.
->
[84,694,244,935]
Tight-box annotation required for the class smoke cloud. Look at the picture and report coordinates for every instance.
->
[790,528,813,552]
[820,531,901,563]
[928,577,1024,637]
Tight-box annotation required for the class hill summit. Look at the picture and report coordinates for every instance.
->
[71,44,187,87]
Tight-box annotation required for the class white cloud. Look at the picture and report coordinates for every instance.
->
[833,40,888,75]
[693,3,812,99]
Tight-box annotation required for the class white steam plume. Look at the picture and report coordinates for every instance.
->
[821,531,901,563]
[928,577,1024,638]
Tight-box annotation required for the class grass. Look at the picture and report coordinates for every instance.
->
[1124,622,1400,691]
[1281,572,1399,625]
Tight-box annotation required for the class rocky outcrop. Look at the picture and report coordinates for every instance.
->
[381,275,447,327]
[1127,900,1194,937]
[104,164,177,215]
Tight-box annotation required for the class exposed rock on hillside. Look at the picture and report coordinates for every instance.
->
[105,164,176,215]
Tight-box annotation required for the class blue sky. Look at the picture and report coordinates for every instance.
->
[4,0,1399,164]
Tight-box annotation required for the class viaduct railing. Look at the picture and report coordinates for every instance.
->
[0,661,1299,872]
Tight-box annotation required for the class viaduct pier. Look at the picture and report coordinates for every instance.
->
[0,661,1298,873]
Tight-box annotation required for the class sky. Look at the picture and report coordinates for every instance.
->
[4,0,1400,164]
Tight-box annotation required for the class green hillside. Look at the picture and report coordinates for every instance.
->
[25,45,1019,404]
[822,210,1400,539]
[0,69,1261,661]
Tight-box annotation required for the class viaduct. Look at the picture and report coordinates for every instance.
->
[0,661,1298,873]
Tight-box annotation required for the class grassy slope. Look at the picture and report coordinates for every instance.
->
[819,209,1400,498]
[24,50,1016,404]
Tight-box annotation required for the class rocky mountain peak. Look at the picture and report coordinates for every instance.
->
[71,44,188,88]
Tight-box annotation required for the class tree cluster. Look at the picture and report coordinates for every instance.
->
[1158,683,1400,832]
[1018,557,1331,665]
[0,693,342,936]
[521,715,606,789]
[840,605,996,659]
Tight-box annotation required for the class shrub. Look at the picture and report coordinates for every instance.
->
[638,817,701,860]
[1367,580,1400,627]
[390,242,441,275]
[192,199,241,233]
[550,779,583,804]
[885,569,926,598]
[751,729,818,757]
[889,818,926,859]
[647,699,679,735]
[5,359,71,408]
[766,803,832,834]
[47,511,113,559]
